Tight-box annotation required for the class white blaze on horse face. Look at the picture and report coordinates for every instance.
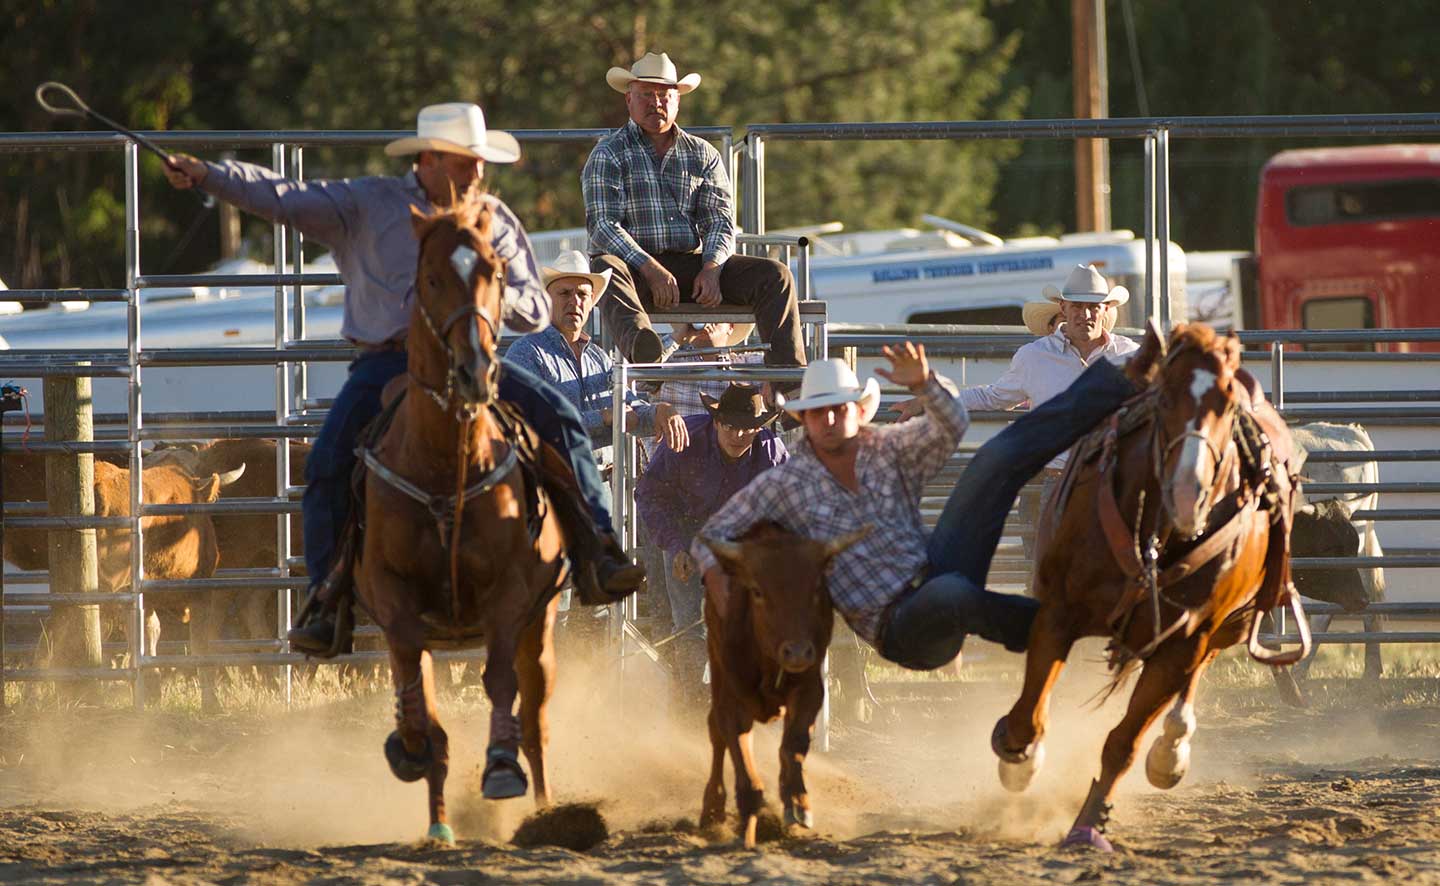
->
[450,244,479,284]
[1188,368,1217,406]
[1172,367,1219,535]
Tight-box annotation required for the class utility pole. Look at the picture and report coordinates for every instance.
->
[1073,0,1112,231]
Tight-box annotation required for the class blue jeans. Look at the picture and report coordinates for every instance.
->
[302,353,615,588]
[879,358,1137,670]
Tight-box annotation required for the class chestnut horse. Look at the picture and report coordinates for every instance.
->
[990,323,1309,851]
[354,199,567,844]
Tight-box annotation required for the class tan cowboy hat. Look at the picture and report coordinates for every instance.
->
[701,383,782,430]
[1041,264,1130,306]
[1023,299,1115,335]
[606,52,702,95]
[384,103,521,164]
[780,359,882,423]
[542,250,611,296]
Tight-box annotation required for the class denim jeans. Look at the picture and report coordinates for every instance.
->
[880,358,1137,670]
[301,352,616,590]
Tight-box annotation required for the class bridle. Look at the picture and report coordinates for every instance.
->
[1152,348,1238,536]
[411,235,503,420]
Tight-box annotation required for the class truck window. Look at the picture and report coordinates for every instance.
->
[1301,296,1375,352]
[907,306,1023,326]
[1286,179,1440,226]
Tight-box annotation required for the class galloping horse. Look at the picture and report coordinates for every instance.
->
[355,199,567,844]
[991,322,1309,851]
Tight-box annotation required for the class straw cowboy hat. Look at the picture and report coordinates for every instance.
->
[606,52,702,94]
[542,250,612,296]
[780,359,882,423]
[1022,299,1116,336]
[701,383,783,430]
[384,103,521,164]
[1041,264,1130,306]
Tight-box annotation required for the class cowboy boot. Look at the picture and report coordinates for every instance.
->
[287,529,358,657]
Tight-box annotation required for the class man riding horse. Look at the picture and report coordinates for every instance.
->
[164,103,644,654]
[693,274,1154,670]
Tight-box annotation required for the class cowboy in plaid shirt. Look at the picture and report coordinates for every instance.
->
[581,52,807,368]
[694,341,1140,669]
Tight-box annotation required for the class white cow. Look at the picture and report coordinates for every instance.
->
[1290,422,1386,680]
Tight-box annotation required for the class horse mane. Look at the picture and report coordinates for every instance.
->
[412,193,496,245]
[1165,322,1218,359]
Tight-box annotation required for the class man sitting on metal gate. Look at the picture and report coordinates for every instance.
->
[692,337,1141,671]
[581,52,807,369]
[163,103,643,654]
[958,265,1138,564]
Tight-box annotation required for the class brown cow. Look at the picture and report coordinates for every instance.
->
[697,522,869,848]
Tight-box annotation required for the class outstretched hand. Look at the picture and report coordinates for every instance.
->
[163,154,208,190]
[875,341,930,390]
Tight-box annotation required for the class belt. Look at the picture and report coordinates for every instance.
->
[351,337,406,356]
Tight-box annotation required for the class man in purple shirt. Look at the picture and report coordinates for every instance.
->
[165,104,642,653]
[636,383,787,697]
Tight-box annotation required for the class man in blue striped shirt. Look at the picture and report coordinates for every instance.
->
[582,52,807,368]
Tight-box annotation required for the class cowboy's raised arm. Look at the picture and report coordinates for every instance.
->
[581,145,651,269]
[694,145,736,267]
[880,357,970,485]
[486,196,550,334]
[170,155,356,249]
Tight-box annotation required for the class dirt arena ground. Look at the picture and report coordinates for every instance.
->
[3,642,1439,885]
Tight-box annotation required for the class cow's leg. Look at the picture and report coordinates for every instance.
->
[724,710,766,849]
[516,597,558,808]
[191,597,224,713]
[699,687,728,829]
[1146,649,1217,789]
[779,673,824,831]
[481,613,528,802]
[993,601,1074,792]
[1361,524,1385,681]
[1064,637,1199,852]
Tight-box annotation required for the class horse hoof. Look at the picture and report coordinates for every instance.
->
[481,747,529,800]
[426,823,456,846]
[384,731,432,783]
[784,803,814,830]
[1062,826,1114,852]
[1146,740,1191,790]
[992,719,1045,793]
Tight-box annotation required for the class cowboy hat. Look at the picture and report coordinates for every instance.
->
[1041,264,1130,306]
[384,103,521,164]
[606,52,702,95]
[1022,299,1116,336]
[780,359,882,423]
[701,383,782,430]
[542,250,612,296]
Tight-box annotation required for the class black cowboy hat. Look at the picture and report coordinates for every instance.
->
[701,383,782,430]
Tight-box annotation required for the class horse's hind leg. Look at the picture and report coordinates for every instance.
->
[481,619,528,801]
[385,642,453,845]
[993,601,1074,792]
[516,599,558,807]
[1146,648,1217,789]
[1065,637,1201,851]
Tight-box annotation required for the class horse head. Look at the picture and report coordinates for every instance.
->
[701,522,869,674]
[1154,323,1244,540]
[409,199,507,416]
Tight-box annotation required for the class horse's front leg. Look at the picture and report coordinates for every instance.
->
[385,639,453,845]
[1146,648,1217,789]
[1065,636,1203,852]
[779,672,824,832]
[480,607,528,801]
[993,600,1075,792]
[515,596,558,807]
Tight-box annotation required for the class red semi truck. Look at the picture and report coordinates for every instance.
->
[1247,144,1440,351]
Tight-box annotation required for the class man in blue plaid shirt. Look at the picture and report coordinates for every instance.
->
[582,52,807,368]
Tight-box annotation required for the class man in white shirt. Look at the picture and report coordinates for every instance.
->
[959,265,1140,565]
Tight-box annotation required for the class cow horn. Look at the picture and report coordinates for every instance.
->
[699,535,744,565]
[824,524,874,558]
[215,463,247,486]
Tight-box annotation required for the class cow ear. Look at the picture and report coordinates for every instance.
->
[700,535,745,573]
[823,525,873,560]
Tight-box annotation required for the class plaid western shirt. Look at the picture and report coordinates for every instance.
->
[691,376,969,643]
[582,120,736,269]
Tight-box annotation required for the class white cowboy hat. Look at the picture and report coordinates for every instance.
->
[1023,299,1116,336]
[606,52,702,95]
[780,359,882,423]
[1041,264,1130,306]
[384,103,521,164]
[542,250,611,296]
